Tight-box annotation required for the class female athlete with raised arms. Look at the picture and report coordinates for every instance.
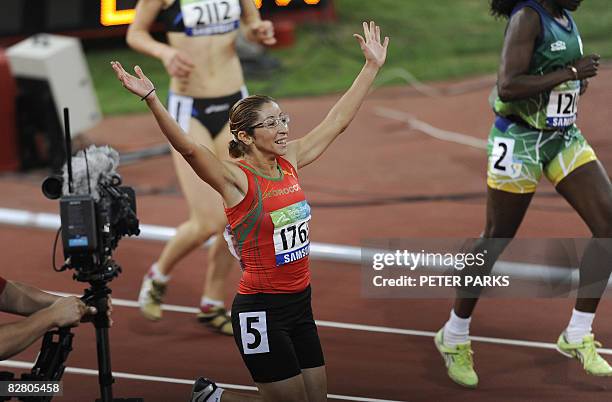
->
[115,20,388,402]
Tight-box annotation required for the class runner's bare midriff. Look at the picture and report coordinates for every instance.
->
[167,31,244,97]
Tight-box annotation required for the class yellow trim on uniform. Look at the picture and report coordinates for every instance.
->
[546,141,598,186]
[486,177,537,194]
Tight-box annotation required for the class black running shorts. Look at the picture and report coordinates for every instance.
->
[231,285,325,383]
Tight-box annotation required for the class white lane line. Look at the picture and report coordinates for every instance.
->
[315,320,612,354]
[374,106,488,149]
[49,292,612,355]
[0,360,405,402]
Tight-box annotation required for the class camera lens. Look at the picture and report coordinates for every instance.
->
[41,175,63,199]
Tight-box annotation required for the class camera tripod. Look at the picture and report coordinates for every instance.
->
[73,259,144,402]
[82,279,143,402]
[1,266,143,402]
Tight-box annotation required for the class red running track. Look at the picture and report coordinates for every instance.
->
[2,69,612,401]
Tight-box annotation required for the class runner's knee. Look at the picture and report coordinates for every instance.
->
[187,220,217,244]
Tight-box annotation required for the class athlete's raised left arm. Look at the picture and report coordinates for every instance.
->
[111,61,246,206]
[288,21,388,169]
[240,0,276,46]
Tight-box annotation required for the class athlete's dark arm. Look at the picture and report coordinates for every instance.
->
[497,7,599,102]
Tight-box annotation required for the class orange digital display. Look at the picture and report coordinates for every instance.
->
[100,0,324,24]
[100,0,136,26]
[0,0,330,43]
[253,0,323,9]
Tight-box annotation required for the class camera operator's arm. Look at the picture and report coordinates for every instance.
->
[0,280,59,316]
[111,61,246,206]
[0,285,92,360]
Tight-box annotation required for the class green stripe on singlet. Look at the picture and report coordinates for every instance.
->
[236,162,285,182]
[232,176,263,254]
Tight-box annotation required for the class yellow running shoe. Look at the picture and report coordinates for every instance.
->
[138,276,166,321]
[434,329,479,388]
[197,306,233,336]
[556,333,612,376]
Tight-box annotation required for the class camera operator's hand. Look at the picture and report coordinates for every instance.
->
[47,297,96,328]
[111,61,155,100]
[80,297,114,327]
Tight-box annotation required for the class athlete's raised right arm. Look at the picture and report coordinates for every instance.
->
[287,22,388,169]
[497,7,599,102]
[126,0,194,78]
[111,62,246,205]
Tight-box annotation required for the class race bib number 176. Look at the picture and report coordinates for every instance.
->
[271,201,311,266]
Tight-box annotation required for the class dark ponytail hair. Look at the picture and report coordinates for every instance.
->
[228,95,277,158]
[490,0,521,18]
[228,137,251,159]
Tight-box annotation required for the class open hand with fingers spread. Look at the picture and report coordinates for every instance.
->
[111,61,156,100]
[353,21,390,69]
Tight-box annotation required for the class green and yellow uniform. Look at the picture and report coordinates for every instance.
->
[487,0,597,194]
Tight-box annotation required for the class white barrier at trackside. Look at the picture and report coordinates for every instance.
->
[0,207,607,286]
[0,207,362,264]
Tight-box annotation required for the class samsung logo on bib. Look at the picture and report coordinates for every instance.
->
[551,40,567,52]
[283,245,310,264]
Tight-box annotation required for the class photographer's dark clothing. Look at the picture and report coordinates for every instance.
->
[231,286,324,383]
[0,276,6,295]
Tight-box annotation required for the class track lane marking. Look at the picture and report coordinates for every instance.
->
[49,291,612,355]
[0,360,405,402]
